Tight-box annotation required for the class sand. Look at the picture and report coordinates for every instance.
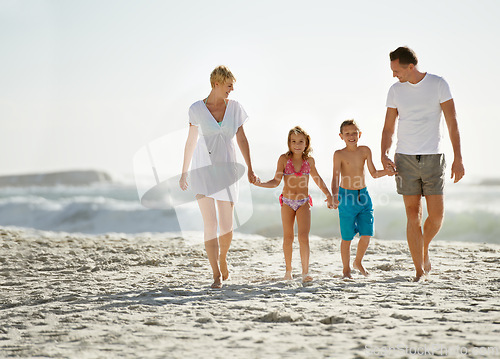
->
[1,227,499,358]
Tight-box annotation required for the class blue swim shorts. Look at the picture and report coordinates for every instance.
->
[337,187,374,241]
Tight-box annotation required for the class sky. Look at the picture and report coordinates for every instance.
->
[1,0,499,183]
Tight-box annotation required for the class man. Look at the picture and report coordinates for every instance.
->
[381,46,465,282]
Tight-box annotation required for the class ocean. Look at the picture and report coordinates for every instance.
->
[0,170,498,244]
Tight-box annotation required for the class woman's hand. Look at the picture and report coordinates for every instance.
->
[247,169,257,184]
[179,173,188,191]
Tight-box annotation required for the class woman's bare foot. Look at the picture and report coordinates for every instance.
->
[284,270,293,280]
[353,261,369,277]
[220,257,229,280]
[302,273,313,283]
[211,276,222,288]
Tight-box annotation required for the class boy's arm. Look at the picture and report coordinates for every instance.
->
[331,151,341,209]
[308,157,333,209]
[365,146,392,178]
[253,155,285,188]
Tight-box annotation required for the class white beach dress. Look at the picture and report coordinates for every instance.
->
[188,99,248,202]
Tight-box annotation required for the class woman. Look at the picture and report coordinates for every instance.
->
[179,65,256,288]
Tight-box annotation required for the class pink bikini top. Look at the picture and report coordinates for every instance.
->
[283,158,310,176]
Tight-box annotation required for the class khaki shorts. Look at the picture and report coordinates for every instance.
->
[394,154,446,196]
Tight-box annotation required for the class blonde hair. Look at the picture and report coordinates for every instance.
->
[210,65,236,88]
[340,119,360,134]
[286,126,312,160]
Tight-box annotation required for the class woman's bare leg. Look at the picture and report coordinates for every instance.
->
[197,195,221,288]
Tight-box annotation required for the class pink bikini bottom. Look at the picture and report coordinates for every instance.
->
[279,194,313,211]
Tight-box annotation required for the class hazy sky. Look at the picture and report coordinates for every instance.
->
[1,0,499,181]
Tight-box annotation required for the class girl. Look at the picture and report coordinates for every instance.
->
[254,126,333,282]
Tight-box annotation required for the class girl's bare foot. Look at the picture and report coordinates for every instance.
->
[284,270,293,280]
[220,257,229,280]
[353,261,369,277]
[302,273,313,283]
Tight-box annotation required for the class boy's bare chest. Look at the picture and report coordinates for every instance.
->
[341,153,365,170]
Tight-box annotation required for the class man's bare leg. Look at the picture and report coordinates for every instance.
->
[217,200,234,281]
[423,195,444,273]
[403,195,425,281]
[297,203,312,282]
[353,236,370,276]
[281,205,296,280]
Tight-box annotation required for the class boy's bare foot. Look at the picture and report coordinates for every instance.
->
[353,261,369,277]
[211,276,222,288]
[284,270,293,280]
[342,270,352,279]
[424,253,431,274]
[302,273,313,283]
[220,257,229,280]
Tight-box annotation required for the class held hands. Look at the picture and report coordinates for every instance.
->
[382,155,397,175]
[252,175,262,186]
[333,197,339,210]
[384,167,397,176]
[247,169,257,184]
[325,194,334,209]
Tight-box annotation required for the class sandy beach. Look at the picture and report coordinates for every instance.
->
[1,227,499,358]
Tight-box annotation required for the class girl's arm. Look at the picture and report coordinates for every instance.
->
[309,157,333,209]
[236,126,256,184]
[253,155,286,188]
[180,124,198,190]
[365,146,392,178]
[331,151,341,209]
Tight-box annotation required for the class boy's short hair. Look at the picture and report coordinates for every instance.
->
[340,119,360,134]
[210,65,236,88]
[389,46,418,66]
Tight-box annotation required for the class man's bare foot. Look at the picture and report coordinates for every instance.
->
[284,270,292,280]
[220,257,229,280]
[211,277,222,288]
[353,261,369,277]
[424,253,431,274]
[302,273,313,283]
[342,270,352,279]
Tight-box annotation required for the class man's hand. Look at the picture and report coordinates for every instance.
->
[382,155,397,174]
[451,159,465,183]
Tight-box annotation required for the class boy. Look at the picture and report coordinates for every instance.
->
[332,120,394,278]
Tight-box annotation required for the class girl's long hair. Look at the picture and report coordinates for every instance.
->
[286,126,312,160]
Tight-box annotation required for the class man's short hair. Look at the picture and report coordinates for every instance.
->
[390,46,418,66]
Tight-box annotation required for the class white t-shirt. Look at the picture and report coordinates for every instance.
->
[188,99,248,202]
[386,73,453,155]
